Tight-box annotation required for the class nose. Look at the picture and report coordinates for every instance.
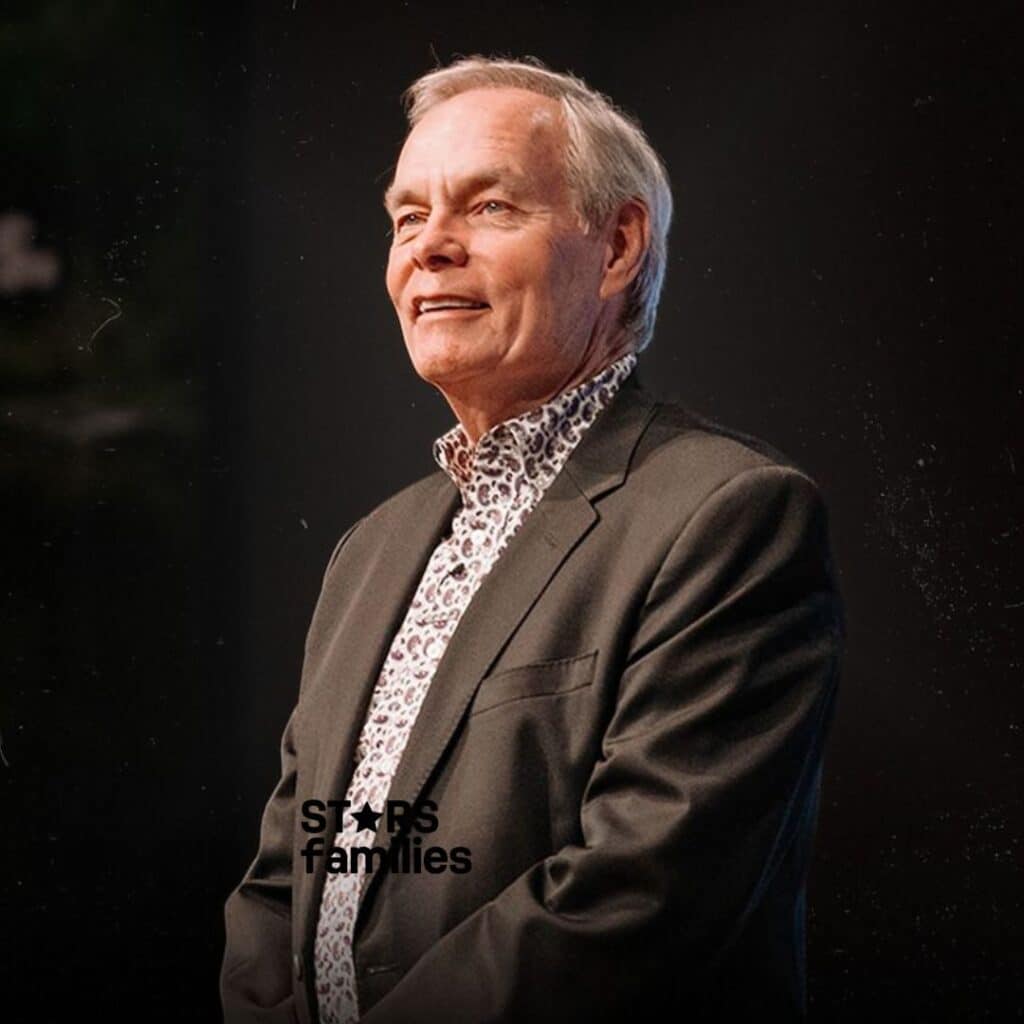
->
[410,213,468,271]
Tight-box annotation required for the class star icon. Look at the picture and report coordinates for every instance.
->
[351,802,383,834]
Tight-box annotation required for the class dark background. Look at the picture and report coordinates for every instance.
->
[2,1,1020,1019]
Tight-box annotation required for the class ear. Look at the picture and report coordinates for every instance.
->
[598,198,650,301]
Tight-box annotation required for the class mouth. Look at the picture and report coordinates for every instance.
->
[413,294,490,318]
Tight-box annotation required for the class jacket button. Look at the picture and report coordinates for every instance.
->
[293,953,303,980]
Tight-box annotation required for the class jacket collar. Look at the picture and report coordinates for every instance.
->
[560,368,658,502]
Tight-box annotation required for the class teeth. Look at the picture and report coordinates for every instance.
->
[419,298,487,313]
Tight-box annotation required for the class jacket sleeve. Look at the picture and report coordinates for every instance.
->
[360,464,845,1023]
[220,522,362,1023]
[220,707,302,1024]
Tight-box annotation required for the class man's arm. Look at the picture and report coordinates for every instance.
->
[361,464,845,1023]
[221,708,301,1023]
[221,521,362,1023]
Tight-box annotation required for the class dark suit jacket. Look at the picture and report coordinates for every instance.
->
[221,373,845,1023]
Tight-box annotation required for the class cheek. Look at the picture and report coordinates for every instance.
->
[501,245,563,318]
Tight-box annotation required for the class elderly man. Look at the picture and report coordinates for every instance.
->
[221,56,845,1024]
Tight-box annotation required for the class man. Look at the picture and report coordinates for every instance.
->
[221,56,845,1024]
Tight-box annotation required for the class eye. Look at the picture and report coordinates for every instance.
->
[478,199,511,214]
[395,211,424,231]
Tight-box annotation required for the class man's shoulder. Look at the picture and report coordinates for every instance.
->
[347,468,452,537]
[621,389,827,523]
[319,470,450,578]
[370,468,452,520]
[642,397,815,481]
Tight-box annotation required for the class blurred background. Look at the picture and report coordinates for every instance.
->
[2,1,1020,1019]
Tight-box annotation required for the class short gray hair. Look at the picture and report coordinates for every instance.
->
[400,55,673,353]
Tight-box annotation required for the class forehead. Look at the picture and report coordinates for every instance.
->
[386,88,568,206]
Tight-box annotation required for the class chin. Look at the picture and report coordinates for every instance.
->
[405,334,495,388]
[411,358,482,392]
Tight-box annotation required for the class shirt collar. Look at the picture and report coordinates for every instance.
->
[432,352,638,507]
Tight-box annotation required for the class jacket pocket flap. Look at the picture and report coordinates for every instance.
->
[470,650,598,716]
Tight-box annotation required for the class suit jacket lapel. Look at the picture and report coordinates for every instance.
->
[298,472,460,949]
[356,374,658,921]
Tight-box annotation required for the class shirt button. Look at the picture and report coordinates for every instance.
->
[293,952,303,980]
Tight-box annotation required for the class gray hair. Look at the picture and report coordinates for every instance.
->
[399,55,673,353]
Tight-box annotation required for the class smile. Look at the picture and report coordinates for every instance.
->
[414,295,490,317]
[417,306,489,318]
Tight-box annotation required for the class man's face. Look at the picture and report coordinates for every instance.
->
[385,87,611,408]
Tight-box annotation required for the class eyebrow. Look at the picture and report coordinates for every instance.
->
[383,167,531,216]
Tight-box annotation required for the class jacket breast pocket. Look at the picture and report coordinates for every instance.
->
[469,650,598,717]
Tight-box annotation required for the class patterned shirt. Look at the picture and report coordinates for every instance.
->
[313,352,638,1023]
